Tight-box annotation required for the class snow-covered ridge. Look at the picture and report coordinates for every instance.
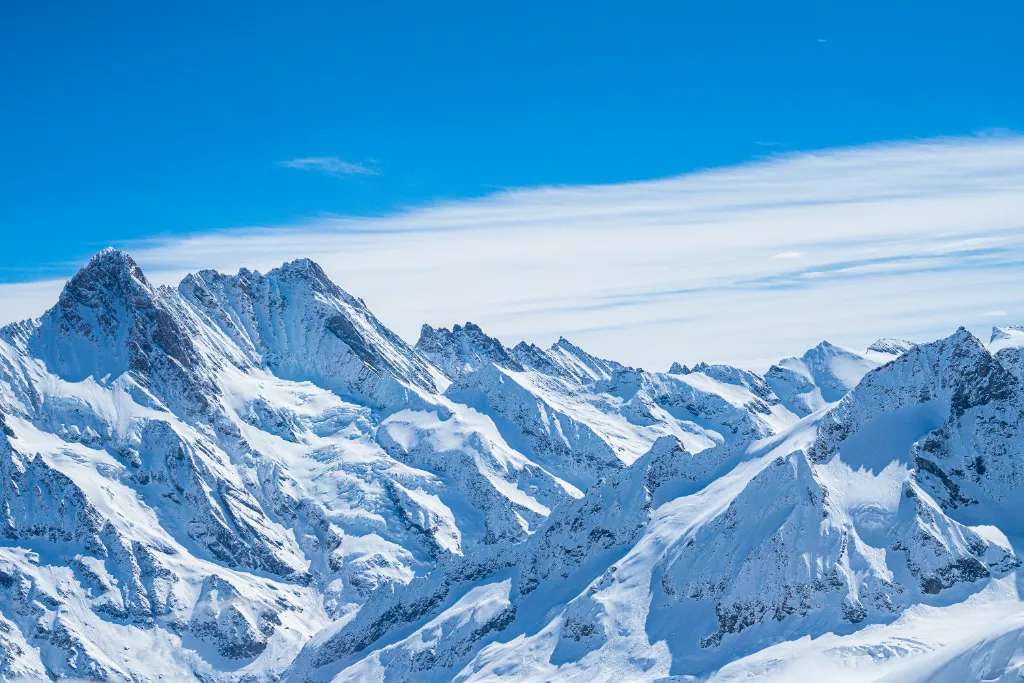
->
[0,249,1022,682]
[990,324,1024,353]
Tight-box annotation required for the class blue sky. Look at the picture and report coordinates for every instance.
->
[3,1,1022,277]
[2,3,1023,367]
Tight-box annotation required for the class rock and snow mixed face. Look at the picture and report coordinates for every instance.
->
[991,324,1024,385]
[179,258,444,409]
[765,340,884,417]
[293,340,1024,681]
[1,248,1023,682]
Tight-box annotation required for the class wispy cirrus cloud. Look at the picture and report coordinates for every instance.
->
[277,156,379,176]
[4,134,1024,370]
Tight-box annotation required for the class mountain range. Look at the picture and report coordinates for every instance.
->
[1,248,1022,682]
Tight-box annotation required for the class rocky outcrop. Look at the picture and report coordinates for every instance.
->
[810,328,1024,513]
[416,322,523,380]
[180,258,442,409]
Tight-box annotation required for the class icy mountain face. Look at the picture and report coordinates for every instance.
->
[990,324,1024,353]
[766,340,887,416]
[180,259,443,409]
[423,322,794,490]
[302,426,1016,682]
[0,252,554,679]
[9,249,225,418]
[996,345,1024,384]
[0,249,798,680]
[3,248,1024,682]
[992,325,1024,384]
[415,322,523,380]
[811,328,1024,517]
[288,329,1024,682]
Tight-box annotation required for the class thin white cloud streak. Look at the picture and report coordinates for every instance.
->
[4,135,1024,370]
[278,156,378,176]
[0,279,67,325]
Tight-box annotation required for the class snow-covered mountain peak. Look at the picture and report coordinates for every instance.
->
[991,324,1024,384]
[668,361,689,374]
[45,247,157,345]
[803,339,872,368]
[911,325,995,376]
[275,256,332,277]
[811,327,991,438]
[266,257,354,301]
[180,258,442,407]
[866,337,916,357]
[810,326,1024,518]
[547,336,628,383]
[765,339,881,416]
[12,249,223,418]
[415,321,523,380]
[76,246,149,285]
[991,324,1024,352]
[809,338,840,352]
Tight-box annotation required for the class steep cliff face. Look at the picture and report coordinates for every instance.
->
[180,258,443,409]
[2,249,1024,682]
[11,249,227,419]
[810,328,1024,518]
[416,322,524,381]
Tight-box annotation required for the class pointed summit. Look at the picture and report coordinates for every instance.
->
[548,336,625,383]
[29,249,166,381]
[991,324,1023,342]
[22,250,218,414]
[272,258,341,294]
[60,247,152,307]
[765,339,880,416]
[82,246,144,273]
[508,340,568,377]
[810,339,840,352]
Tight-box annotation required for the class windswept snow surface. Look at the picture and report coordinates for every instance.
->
[0,249,1022,682]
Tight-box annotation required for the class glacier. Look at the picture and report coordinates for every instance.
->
[0,248,1023,681]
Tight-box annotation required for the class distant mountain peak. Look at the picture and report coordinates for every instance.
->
[275,256,330,279]
[867,337,916,356]
[947,325,986,352]
[553,335,581,351]
[29,248,169,380]
[267,257,349,299]
[546,336,628,383]
[17,249,226,417]
[86,246,138,268]
[990,324,1024,353]
[765,338,881,415]
[416,320,522,380]
[991,324,1024,342]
